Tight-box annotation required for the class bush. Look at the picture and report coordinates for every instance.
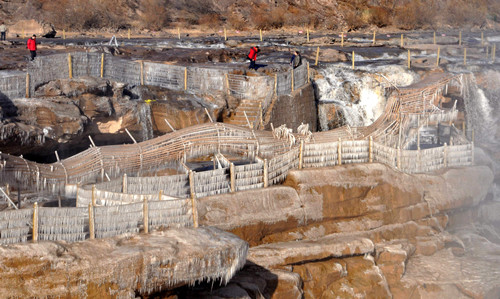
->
[394,0,438,30]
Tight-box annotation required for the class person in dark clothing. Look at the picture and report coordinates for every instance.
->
[27,35,37,61]
[0,22,7,41]
[290,50,302,69]
[247,46,259,70]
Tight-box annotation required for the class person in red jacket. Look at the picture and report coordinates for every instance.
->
[247,46,259,70]
[27,35,37,61]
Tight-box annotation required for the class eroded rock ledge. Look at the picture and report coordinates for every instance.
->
[0,227,248,298]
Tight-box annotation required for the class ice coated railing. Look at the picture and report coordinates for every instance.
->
[0,52,309,107]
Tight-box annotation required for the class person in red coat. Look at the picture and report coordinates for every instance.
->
[247,46,259,70]
[27,35,37,61]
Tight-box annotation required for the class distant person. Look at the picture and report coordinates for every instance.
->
[27,34,37,61]
[0,22,6,41]
[247,46,259,70]
[290,50,302,69]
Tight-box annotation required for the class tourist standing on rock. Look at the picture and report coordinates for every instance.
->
[247,46,259,70]
[0,22,7,41]
[290,50,302,69]
[27,34,37,61]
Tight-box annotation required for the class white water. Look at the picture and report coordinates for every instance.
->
[315,64,417,130]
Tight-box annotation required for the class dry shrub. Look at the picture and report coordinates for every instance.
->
[394,0,438,29]
[227,14,247,31]
[198,13,222,28]
[369,6,392,27]
[344,10,366,30]
[140,0,169,30]
[251,6,286,29]
[443,0,488,27]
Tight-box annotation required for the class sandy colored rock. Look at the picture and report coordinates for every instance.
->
[0,227,248,298]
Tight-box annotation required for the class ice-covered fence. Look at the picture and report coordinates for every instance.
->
[303,142,339,168]
[0,71,25,100]
[104,55,142,86]
[148,199,193,229]
[276,62,308,96]
[372,143,397,168]
[234,162,264,191]
[194,168,230,198]
[38,207,88,242]
[446,143,473,167]
[341,140,369,164]
[124,174,190,198]
[70,52,102,78]
[144,62,185,90]
[93,202,143,238]
[28,53,70,94]
[0,209,32,245]
[267,147,299,185]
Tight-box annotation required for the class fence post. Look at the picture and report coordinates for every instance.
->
[100,53,104,78]
[338,138,342,165]
[260,29,263,41]
[177,27,180,39]
[230,163,235,193]
[189,170,196,200]
[401,34,404,48]
[368,136,373,163]
[128,28,131,39]
[88,203,95,239]
[122,173,127,193]
[225,73,230,95]
[68,53,73,79]
[315,47,320,66]
[224,28,227,41]
[32,202,38,242]
[140,61,144,85]
[408,50,411,69]
[471,141,474,165]
[352,51,355,70]
[443,143,448,168]
[291,68,294,92]
[263,159,268,188]
[188,170,199,228]
[184,67,188,90]
[143,197,149,234]
[63,29,66,40]
[481,31,484,46]
[25,73,30,98]
[5,184,9,196]
[397,146,401,169]
[91,184,96,206]
[372,31,376,45]
[459,31,462,46]
[436,47,440,67]
[341,32,344,47]
[299,140,304,169]
[493,44,496,62]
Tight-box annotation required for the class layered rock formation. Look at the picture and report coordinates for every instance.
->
[0,227,248,298]
[191,162,499,298]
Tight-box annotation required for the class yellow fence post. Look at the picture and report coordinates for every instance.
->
[158,189,163,200]
[224,28,227,41]
[22,28,25,39]
[372,31,376,45]
[68,53,72,79]
[122,173,127,193]
[225,73,230,95]
[143,197,149,234]
[263,159,268,188]
[100,53,104,78]
[88,203,95,239]
[341,32,344,47]
[436,47,440,67]
[315,46,320,66]
[459,31,462,46]
[32,202,38,242]
[230,163,235,193]
[128,28,131,40]
[260,29,263,42]
[493,44,496,62]
[401,34,404,48]
[337,138,342,165]
[184,67,188,90]
[369,136,373,163]
[25,73,30,98]
[63,29,66,40]
[408,49,411,69]
[177,27,180,39]
[140,61,144,85]
[298,140,304,169]
[91,184,96,206]
[352,51,355,70]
